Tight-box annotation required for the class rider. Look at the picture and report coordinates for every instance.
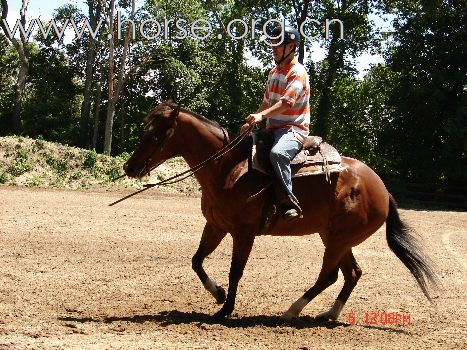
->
[241,25,310,221]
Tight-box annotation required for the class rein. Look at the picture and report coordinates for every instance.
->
[109,123,254,206]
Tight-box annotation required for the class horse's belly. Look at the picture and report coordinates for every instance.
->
[262,228,319,237]
[262,213,326,236]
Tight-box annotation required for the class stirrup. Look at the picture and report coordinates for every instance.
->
[282,207,300,221]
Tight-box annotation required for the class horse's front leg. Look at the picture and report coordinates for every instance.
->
[192,223,227,304]
[214,231,255,318]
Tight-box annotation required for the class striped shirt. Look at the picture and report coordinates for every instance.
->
[264,57,311,137]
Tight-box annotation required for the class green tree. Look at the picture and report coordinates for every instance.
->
[0,0,31,133]
[326,64,396,173]
[311,0,379,139]
[22,43,80,144]
[0,37,16,130]
[383,0,467,185]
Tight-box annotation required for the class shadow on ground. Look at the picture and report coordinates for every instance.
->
[59,309,412,334]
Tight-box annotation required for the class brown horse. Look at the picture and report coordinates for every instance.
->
[123,100,438,319]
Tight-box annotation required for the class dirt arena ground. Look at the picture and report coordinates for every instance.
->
[0,185,465,349]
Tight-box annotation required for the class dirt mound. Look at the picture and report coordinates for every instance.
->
[0,136,200,195]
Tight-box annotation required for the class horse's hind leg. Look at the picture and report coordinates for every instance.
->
[283,245,346,320]
[315,250,362,321]
[192,223,227,304]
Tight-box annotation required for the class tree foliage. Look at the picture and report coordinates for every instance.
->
[0,0,465,195]
[381,0,466,185]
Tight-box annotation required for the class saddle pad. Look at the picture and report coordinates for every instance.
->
[292,162,345,178]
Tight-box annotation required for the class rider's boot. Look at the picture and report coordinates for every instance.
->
[273,179,302,221]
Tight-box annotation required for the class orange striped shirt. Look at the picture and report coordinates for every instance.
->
[263,57,311,136]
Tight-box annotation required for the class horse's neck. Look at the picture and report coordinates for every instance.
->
[177,115,246,192]
[177,115,225,181]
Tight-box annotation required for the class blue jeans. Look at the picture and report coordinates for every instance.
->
[269,128,303,203]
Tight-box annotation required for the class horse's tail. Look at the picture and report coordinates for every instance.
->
[386,194,440,302]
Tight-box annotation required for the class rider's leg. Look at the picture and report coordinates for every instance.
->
[269,128,302,219]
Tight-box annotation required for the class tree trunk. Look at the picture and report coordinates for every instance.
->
[314,0,347,138]
[12,58,27,132]
[79,40,96,147]
[292,0,310,64]
[103,0,116,155]
[314,33,343,138]
[92,81,102,150]
[103,0,135,155]
[79,0,102,148]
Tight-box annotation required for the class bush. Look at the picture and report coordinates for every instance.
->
[0,171,8,184]
[26,177,44,187]
[106,165,122,181]
[83,149,98,169]
[8,148,32,176]
[16,147,29,162]
[33,138,45,151]
[8,162,32,176]
[70,170,84,180]
[44,154,68,174]
[117,152,131,162]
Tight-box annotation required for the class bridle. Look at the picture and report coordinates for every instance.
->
[138,124,175,179]
[109,106,254,206]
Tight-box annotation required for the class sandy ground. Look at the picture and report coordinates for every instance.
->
[0,185,465,350]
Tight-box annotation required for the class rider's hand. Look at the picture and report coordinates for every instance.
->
[240,113,264,133]
[240,123,251,134]
[245,113,264,125]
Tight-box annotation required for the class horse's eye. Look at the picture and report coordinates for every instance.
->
[144,124,154,132]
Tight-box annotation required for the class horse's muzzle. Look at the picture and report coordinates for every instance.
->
[123,162,138,178]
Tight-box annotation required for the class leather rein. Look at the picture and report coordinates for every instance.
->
[109,116,253,206]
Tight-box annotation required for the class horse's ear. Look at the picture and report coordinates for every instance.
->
[165,97,176,104]
[161,103,180,118]
[170,104,180,118]
[143,109,155,122]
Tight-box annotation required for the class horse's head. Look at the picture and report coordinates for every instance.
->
[123,99,181,178]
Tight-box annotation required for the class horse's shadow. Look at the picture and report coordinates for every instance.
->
[58,309,412,334]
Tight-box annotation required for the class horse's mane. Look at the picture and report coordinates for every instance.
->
[179,107,221,129]
[177,106,227,142]
[151,102,227,142]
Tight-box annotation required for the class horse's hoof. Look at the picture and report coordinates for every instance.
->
[213,310,227,319]
[315,300,343,321]
[213,305,233,319]
[314,311,336,321]
[281,310,299,321]
[314,315,333,322]
[282,297,308,320]
[214,286,226,304]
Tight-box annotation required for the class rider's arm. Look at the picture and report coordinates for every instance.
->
[256,99,270,113]
[246,100,290,125]
[258,100,290,120]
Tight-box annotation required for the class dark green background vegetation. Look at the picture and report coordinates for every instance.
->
[0,0,465,208]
